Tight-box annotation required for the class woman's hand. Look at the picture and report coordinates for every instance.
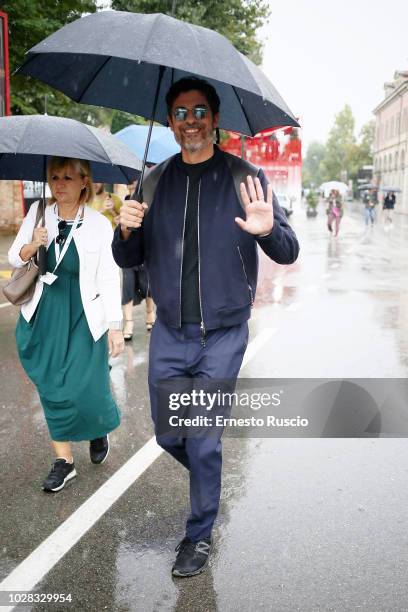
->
[108,329,125,357]
[32,227,48,250]
[19,227,48,262]
[102,196,114,213]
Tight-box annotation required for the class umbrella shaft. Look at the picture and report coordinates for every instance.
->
[136,65,165,201]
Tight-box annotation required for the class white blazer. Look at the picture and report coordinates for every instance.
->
[8,201,123,342]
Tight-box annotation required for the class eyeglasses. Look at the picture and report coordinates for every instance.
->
[172,105,209,121]
[56,220,67,246]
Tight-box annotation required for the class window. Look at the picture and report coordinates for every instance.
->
[403,109,408,133]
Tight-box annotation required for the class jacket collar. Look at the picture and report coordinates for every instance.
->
[173,144,221,175]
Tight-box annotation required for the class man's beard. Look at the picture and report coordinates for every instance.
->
[176,125,214,152]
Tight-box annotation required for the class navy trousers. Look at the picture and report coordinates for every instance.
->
[148,318,248,541]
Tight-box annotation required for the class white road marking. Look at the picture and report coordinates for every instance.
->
[241,327,277,368]
[0,329,272,609]
[0,438,162,607]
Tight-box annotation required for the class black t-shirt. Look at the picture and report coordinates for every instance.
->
[180,156,214,323]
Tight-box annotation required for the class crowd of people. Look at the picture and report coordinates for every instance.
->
[321,188,398,237]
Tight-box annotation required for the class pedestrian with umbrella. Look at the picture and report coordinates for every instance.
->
[382,189,396,224]
[2,114,141,493]
[114,77,300,577]
[17,10,300,575]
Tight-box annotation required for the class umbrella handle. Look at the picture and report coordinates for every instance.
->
[37,245,47,275]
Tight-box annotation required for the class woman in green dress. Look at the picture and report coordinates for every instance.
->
[8,157,125,492]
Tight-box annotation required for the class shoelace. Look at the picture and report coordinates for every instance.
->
[194,541,211,555]
[175,538,210,555]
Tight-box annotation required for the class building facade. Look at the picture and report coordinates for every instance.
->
[373,70,408,215]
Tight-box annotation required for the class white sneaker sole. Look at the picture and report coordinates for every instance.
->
[43,468,77,493]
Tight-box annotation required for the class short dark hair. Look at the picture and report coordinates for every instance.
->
[166,77,220,116]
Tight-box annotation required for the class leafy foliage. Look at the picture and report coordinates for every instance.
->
[4,0,102,119]
[303,108,374,188]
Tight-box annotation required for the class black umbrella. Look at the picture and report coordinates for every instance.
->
[0,114,142,272]
[16,10,299,195]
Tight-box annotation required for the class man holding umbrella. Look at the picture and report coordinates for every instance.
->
[112,77,299,577]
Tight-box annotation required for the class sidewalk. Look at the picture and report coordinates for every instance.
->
[0,235,13,277]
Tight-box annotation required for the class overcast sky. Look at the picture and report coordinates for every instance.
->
[260,0,408,150]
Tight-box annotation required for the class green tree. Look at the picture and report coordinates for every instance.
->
[111,0,270,64]
[4,0,105,119]
[345,120,374,187]
[319,104,355,183]
[302,141,326,188]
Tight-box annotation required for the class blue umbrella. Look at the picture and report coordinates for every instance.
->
[115,125,180,165]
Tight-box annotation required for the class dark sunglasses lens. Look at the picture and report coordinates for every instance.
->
[174,108,187,121]
[58,220,67,231]
[194,107,208,119]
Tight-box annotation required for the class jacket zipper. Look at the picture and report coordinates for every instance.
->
[179,177,189,328]
[197,180,206,347]
[237,246,254,306]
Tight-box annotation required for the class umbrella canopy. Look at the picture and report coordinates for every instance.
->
[115,125,180,164]
[319,181,349,197]
[0,114,142,183]
[380,186,401,193]
[357,183,377,190]
[17,11,299,137]
[0,114,142,273]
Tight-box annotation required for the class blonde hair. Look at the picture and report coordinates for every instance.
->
[47,157,95,205]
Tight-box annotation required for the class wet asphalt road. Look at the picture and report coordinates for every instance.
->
[0,201,408,611]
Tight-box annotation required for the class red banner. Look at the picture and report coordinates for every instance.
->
[0,12,10,116]
[220,127,302,202]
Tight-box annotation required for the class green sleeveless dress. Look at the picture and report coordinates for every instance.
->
[16,221,121,442]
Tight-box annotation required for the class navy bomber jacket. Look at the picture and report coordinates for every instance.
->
[112,147,299,332]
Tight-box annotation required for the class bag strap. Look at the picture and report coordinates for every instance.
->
[142,157,173,211]
[33,201,44,228]
[141,151,261,212]
[31,201,45,265]
[223,151,260,211]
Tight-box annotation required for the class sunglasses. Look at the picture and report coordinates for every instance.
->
[56,220,67,246]
[173,105,209,121]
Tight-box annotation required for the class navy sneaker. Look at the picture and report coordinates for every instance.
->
[42,459,77,492]
[172,537,212,577]
[90,435,109,464]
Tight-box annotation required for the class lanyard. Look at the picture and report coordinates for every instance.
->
[52,206,83,274]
